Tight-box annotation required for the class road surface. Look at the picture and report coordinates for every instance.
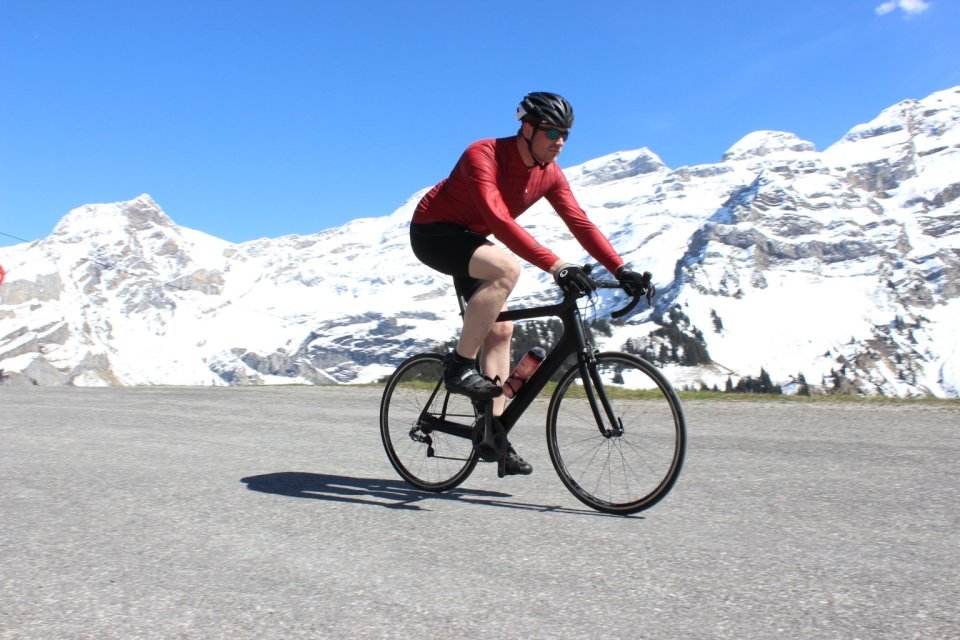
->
[1,387,957,638]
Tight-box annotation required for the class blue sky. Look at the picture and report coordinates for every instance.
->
[1,0,958,247]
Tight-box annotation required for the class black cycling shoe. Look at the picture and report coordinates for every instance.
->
[498,445,533,477]
[444,359,502,400]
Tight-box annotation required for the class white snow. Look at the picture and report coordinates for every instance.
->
[2,86,959,396]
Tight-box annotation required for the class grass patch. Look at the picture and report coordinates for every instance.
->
[381,382,958,405]
[532,384,957,404]
[675,390,960,405]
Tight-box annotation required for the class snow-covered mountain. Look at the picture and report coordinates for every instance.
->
[2,86,958,397]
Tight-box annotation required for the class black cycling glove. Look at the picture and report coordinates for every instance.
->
[616,266,654,298]
[554,263,596,295]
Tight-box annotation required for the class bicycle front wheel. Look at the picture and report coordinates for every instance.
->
[546,352,685,515]
[380,353,479,492]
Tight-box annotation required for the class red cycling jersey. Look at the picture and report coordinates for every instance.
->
[413,136,623,274]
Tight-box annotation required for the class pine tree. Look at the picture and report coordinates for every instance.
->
[797,373,810,396]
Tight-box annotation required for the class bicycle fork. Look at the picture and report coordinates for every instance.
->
[577,349,624,438]
[567,303,623,438]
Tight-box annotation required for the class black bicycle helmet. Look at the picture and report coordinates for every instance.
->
[516,92,574,129]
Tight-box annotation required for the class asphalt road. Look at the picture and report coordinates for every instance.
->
[1,387,958,639]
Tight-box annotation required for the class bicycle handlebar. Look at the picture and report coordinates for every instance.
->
[592,279,644,318]
[577,265,655,319]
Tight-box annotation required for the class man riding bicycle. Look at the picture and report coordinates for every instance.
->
[409,91,651,475]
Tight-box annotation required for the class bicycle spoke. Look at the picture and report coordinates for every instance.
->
[547,353,685,514]
[380,354,478,492]
[620,434,671,480]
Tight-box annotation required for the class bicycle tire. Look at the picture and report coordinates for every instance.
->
[546,352,685,515]
[380,353,479,492]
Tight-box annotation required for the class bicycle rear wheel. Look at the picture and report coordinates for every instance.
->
[380,353,479,492]
[546,352,685,515]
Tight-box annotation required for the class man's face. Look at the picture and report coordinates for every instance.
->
[525,122,569,164]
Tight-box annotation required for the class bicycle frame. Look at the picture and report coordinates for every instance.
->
[414,284,637,447]
[383,278,685,512]
[494,292,622,438]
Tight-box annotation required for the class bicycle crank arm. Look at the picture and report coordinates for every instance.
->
[472,410,506,462]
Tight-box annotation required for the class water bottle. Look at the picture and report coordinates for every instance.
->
[503,347,546,398]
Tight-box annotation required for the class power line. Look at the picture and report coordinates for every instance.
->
[0,230,36,244]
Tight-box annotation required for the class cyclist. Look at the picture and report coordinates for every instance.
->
[409,91,651,475]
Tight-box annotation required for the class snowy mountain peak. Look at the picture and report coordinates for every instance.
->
[566,148,667,186]
[721,131,817,162]
[52,193,172,241]
[827,86,960,156]
[2,86,959,396]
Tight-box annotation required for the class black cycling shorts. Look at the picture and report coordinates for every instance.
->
[410,222,491,301]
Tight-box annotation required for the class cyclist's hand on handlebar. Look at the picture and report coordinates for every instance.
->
[616,266,655,298]
[554,263,597,295]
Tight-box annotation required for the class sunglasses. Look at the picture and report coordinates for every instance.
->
[539,126,570,141]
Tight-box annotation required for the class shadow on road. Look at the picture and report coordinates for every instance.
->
[240,472,630,517]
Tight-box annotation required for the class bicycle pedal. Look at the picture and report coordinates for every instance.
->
[472,414,506,462]
[472,429,503,462]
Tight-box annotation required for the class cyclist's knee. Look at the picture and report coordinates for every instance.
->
[489,318,514,342]
[494,259,521,291]
[470,246,521,289]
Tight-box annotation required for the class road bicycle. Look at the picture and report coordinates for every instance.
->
[379,274,686,515]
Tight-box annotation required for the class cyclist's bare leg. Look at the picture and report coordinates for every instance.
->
[456,245,519,357]
[453,245,533,475]
[481,309,512,416]
[456,244,519,413]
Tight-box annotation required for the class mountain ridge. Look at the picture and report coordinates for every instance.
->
[1,86,958,396]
